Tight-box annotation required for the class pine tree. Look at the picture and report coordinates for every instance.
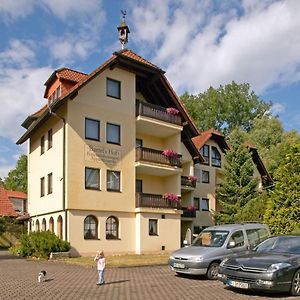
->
[264,144,300,234]
[215,129,259,223]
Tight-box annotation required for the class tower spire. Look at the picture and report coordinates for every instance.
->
[118,10,130,50]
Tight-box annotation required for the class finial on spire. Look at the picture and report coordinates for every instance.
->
[118,10,130,50]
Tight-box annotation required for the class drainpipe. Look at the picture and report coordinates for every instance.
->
[48,103,67,241]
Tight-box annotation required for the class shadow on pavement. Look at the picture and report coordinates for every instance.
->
[104,279,130,285]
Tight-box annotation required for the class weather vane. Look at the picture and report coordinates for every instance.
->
[121,10,127,19]
[118,10,130,50]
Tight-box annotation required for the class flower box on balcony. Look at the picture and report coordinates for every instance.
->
[166,107,179,115]
[162,149,178,157]
[163,193,179,202]
[186,205,197,212]
[188,176,197,183]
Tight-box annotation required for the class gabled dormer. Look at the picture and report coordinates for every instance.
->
[43,68,88,104]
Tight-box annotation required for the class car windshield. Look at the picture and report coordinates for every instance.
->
[255,236,300,254]
[192,230,229,247]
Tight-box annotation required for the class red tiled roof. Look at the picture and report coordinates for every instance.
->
[7,190,27,199]
[57,68,88,83]
[192,129,225,150]
[0,187,17,217]
[116,49,162,71]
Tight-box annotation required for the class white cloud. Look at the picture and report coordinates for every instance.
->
[0,162,15,179]
[131,0,300,95]
[0,0,35,23]
[270,103,285,115]
[0,65,52,141]
[0,40,35,67]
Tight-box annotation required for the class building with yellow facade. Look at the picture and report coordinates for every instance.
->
[17,21,271,256]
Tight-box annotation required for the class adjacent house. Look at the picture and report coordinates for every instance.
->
[0,186,27,218]
[187,129,272,238]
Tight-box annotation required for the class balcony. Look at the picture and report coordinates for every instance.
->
[136,193,181,209]
[136,101,182,138]
[136,147,182,176]
[181,207,197,218]
[181,176,197,190]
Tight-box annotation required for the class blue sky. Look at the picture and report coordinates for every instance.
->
[1,0,300,179]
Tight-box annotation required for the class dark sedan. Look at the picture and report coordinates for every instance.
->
[218,235,300,296]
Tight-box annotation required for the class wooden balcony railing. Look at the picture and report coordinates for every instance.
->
[136,100,182,126]
[181,207,196,218]
[136,147,182,168]
[136,193,181,209]
[181,176,197,188]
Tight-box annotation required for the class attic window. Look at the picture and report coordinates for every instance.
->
[107,78,121,99]
[49,85,61,103]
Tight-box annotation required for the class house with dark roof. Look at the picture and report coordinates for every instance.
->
[17,20,203,255]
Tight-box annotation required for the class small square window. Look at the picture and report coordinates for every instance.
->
[107,170,120,192]
[41,136,45,155]
[149,219,158,236]
[107,78,121,99]
[85,118,100,141]
[106,123,120,145]
[40,177,45,197]
[48,129,53,150]
[47,173,53,194]
[201,198,209,211]
[202,170,209,183]
[85,167,100,190]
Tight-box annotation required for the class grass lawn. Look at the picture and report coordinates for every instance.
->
[60,252,171,268]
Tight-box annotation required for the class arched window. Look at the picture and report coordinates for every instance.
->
[84,215,98,239]
[42,218,46,231]
[57,215,63,239]
[106,216,118,239]
[36,219,40,231]
[49,217,54,233]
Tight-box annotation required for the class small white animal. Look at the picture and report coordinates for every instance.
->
[38,270,47,283]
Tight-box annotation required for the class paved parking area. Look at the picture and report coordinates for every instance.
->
[0,250,293,300]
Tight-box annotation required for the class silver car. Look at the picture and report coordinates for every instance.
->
[168,223,270,279]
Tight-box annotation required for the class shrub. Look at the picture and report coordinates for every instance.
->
[10,230,71,259]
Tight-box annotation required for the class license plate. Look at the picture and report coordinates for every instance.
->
[228,280,249,289]
[173,262,185,269]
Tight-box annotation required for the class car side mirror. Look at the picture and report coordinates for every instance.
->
[227,241,235,249]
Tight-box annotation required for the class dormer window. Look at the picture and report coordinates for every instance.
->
[212,146,221,167]
[200,144,209,165]
[49,85,61,103]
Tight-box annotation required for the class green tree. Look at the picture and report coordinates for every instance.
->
[215,129,260,223]
[4,155,27,193]
[264,144,300,234]
[181,81,271,135]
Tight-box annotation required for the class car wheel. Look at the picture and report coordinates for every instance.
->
[207,262,220,280]
[291,269,300,296]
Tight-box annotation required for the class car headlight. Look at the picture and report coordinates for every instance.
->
[169,255,175,260]
[220,258,229,267]
[190,256,203,262]
[267,263,291,272]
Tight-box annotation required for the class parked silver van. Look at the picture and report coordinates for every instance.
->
[168,223,270,279]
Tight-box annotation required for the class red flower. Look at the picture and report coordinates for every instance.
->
[163,193,179,202]
[166,107,179,115]
[162,149,178,157]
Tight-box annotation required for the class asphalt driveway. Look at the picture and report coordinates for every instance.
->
[0,250,294,300]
